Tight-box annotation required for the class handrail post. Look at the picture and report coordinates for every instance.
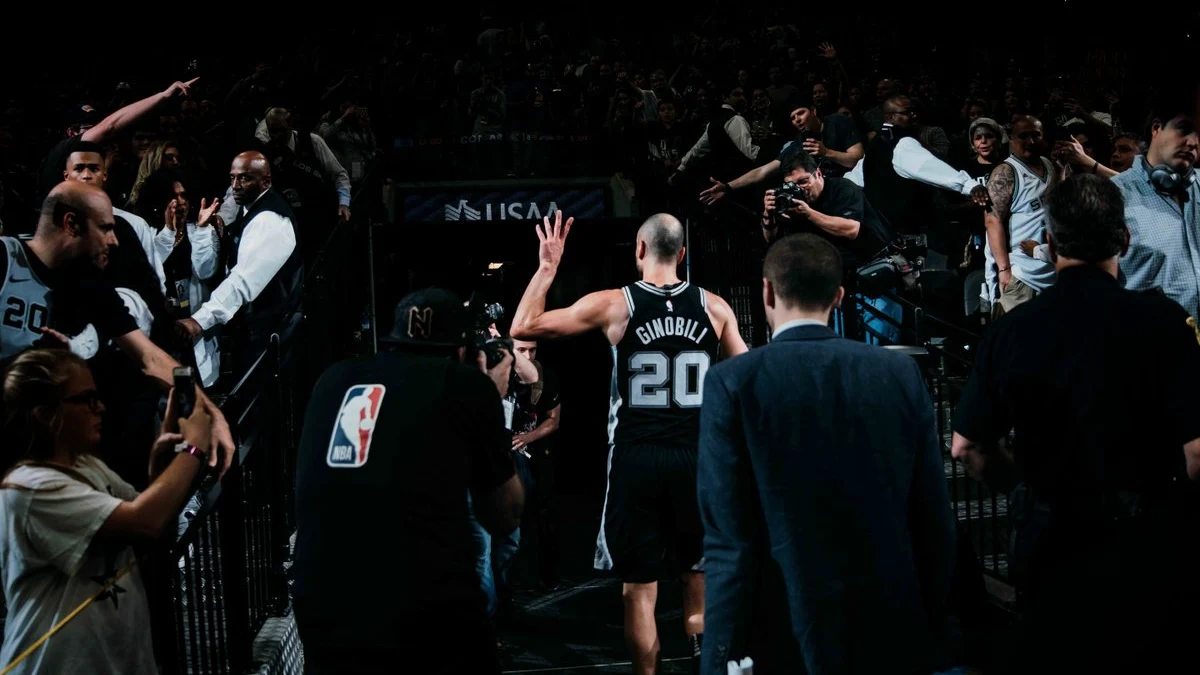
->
[366,219,379,355]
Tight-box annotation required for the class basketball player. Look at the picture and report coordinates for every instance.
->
[511,211,748,675]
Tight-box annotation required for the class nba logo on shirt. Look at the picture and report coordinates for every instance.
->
[326,384,386,468]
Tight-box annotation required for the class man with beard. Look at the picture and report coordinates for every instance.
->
[983,115,1062,318]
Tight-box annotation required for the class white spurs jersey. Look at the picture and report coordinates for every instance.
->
[982,156,1058,303]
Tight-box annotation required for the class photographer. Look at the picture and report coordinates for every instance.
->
[292,288,523,675]
[470,303,538,619]
[761,151,899,342]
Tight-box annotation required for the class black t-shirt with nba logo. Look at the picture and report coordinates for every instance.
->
[292,350,514,646]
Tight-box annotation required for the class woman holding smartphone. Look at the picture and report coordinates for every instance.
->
[0,348,216,674]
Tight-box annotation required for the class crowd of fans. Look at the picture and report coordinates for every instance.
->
[0,9,1196,675]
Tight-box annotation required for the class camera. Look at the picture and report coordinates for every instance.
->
[468,295,513,369]
[856,234,926,297]
[775,180,807,206]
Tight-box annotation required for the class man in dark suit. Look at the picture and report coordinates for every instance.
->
[697,233,956,674]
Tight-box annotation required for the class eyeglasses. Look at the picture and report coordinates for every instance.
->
[62,390,103,412]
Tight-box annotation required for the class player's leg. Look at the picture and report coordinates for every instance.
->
[665,445,707,672]
[598,446,666,675]
[681,571,704,670]
[623,580,661,675]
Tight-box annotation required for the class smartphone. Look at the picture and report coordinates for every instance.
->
[173,367,196,419]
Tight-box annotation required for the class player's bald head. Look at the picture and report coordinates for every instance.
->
[636,213,685,262]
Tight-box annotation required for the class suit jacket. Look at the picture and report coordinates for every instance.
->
[698,324,956,675]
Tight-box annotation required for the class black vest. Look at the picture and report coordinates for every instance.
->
[226,188,304,352]
[259,132,335,232]
[862,134,936,237]
[700,106,754,182]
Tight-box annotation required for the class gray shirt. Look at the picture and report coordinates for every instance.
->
[0,457,157,674]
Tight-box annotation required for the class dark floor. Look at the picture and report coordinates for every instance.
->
[494,489,1017,675]
[497,493,694,674]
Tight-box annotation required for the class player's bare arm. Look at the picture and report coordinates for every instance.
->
[511,211,630,344]
[704,291,749,358]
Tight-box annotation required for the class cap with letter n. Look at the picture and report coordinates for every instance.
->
[379,287,471,347]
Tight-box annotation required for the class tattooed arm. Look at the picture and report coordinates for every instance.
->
[985,162,1015,291]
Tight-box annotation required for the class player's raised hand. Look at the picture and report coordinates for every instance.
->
[536,210,574,269]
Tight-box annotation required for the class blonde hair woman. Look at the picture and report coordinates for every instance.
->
[126,139,181,208]
[0,349,215,674]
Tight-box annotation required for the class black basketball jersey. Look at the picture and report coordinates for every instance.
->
[609,280,719,448]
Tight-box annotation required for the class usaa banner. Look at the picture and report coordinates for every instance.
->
[403,188,607,223]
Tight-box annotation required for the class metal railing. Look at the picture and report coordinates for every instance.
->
[154,206,369,673]
[685,207,1015,588]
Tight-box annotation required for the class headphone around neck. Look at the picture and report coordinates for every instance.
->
[1149,163,1196,196]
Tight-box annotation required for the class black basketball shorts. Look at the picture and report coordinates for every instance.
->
[594,443,704,583]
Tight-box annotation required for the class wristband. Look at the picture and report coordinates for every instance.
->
[176,442,208,461]
[1091,160,1099,174]
[998,265,1011,273]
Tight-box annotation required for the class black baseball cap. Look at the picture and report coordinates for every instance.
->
[67,104,102,130]
[381,288,471,347]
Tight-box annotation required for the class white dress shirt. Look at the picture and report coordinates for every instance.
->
[192,190,297,333]
[154,223,221,386]
[845,137,980,198]
[678,105,760,172]
[771,318,829,339]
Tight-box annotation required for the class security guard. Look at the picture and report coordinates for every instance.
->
[951,175,1200,674]
[292,288,523,675]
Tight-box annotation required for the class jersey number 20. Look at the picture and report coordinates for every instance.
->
[629,351,711,408]
[3,297,49,333]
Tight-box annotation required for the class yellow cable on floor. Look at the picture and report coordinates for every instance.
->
[0,557,140,674]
